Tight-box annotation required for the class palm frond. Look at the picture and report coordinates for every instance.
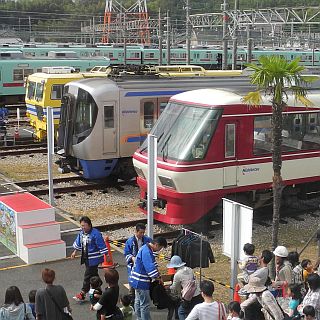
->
[242,91,263,107]
[295,94,314,107]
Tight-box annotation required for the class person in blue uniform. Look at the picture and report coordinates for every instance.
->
[124,223,152,302]
[124,223,152,277]
[71,216,108,302]
[130,237,167,320]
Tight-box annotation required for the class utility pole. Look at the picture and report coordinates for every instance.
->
[158,8,163,65]
[232,0,239,70]
[123,13,127,66]
[166,11,171,66]
[28,16,31,42]
[247,24,252,63]
[185,0,191,65]
[92,17,95,45]
[81,22,83,44]
[222,0,228,70]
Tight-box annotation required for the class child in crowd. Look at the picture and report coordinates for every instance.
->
[89,276,103,307]
[303,305,316,320]
[301,259,314,282]
[287,284,302,318]
[227,301,241,320]
[27,289,36,318]
[237,243,259,286]
[120,294,134,320]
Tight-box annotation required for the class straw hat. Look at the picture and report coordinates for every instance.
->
[243,277,266,293]
[166,255,186,268]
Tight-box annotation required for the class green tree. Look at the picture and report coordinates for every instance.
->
[242,56,315,274]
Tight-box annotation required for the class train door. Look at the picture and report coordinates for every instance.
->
[139,98,170,145]
[103,103,117,154]
[223,122,238,187]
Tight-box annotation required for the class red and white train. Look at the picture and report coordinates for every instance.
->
[133,88,320,225]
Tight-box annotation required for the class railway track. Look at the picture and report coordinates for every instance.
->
[6,104,26,118]
[15,176,135,196]
[0,147,47,156]
[0,142,46,151]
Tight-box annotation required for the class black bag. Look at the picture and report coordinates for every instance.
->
[110,306,124,320]
[45,289,73,320]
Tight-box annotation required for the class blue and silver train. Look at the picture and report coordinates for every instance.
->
[57,75,254,180]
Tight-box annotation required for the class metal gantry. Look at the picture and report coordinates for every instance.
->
[190,6,320,38]
[101,0,150,44]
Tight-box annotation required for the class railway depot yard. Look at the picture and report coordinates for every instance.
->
[0,150,319,304]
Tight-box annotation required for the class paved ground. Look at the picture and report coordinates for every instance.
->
[0,250,168,319]
[0,210,168,319]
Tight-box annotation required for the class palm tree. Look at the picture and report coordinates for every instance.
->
[242,55,315,275]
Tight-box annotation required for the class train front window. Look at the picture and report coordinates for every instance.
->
[35,82,44,101]
[74,88,98,138]
[141,103,221,161]
[26,81,36,99]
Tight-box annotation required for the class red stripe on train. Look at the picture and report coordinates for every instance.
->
[3,83,24,87]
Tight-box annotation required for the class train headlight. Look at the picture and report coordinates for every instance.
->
[134,166,145,179]
[159,176,176,190]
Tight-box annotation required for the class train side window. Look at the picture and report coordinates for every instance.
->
[24,69,33,77]
[225,124,235,158]
[253,116,272,155]
[104,106,114,128]
[13,69,23,81]
[51,85,64,100]
[143,101,155,128]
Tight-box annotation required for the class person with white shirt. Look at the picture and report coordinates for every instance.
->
[186,280,226,320]
[251,249,273,285]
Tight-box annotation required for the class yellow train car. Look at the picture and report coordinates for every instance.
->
[25,67,110,140]
[152,65,243,77]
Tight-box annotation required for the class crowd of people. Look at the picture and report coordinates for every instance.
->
[123,222,320,320]
[1,217,320,320]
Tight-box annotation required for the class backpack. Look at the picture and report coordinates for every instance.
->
[181,278,197,301]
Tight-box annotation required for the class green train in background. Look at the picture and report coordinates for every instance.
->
[1,43,319,68]
[1,44,319,104]
[0,50,110,104]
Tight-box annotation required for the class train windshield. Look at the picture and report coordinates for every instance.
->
[73,88,98,143]
[26,81,36,99]
[142,102,221,161]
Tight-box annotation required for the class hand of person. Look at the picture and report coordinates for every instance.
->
[132,256,136,263]
[71,250,77,259]
[90,305,94,311]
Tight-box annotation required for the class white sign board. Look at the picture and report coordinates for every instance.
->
[223,198,253,298]
[222,198,253,259]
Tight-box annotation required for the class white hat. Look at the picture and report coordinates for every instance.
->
[273,246,288,258]
[166,255,186,268]
[243,277,266,293]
